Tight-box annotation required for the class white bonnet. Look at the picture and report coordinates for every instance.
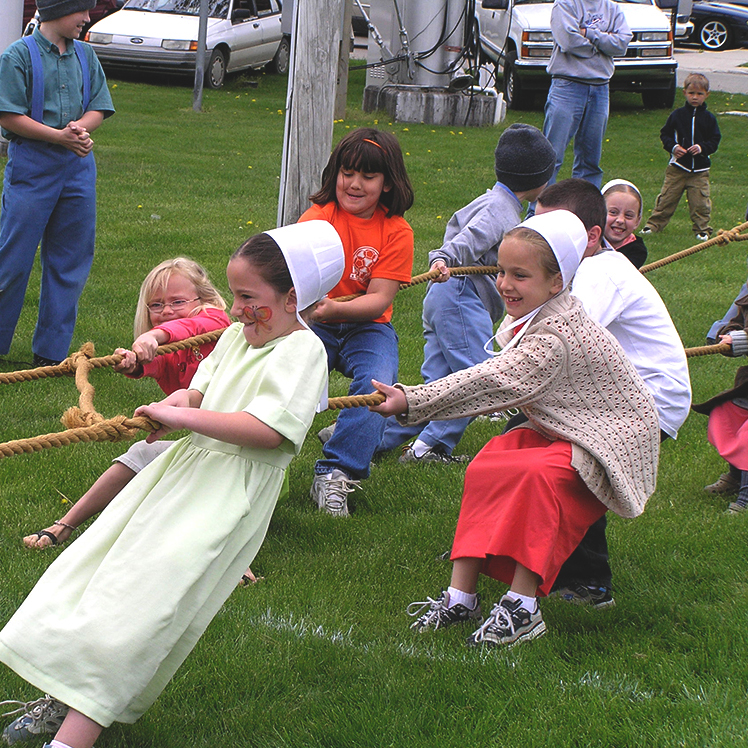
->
[265,221,345,319]
[516,210,587,289]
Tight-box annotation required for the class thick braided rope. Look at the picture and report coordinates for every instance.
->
[0,330,228,384]
[0,332,226,457]
[327,393,386,409]
[333,266,499,302]
[685,343,732,358]
[641,221,748,274]
[0,416,159,459]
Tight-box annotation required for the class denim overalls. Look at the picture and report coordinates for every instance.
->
[0,35,97,361]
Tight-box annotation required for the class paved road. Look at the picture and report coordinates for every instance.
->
[675,46,748,94]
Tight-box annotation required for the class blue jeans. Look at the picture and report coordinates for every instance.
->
[542,77,609,189]
[0,139,97,361]
[313,320,399,480]
[378,277,495,454]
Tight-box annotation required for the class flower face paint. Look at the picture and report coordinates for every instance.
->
[242,305,272,331]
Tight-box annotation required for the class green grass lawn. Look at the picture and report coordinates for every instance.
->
[1,66,748,747]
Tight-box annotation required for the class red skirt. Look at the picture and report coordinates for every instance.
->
[451,429,607,596]
[707,401,748,471]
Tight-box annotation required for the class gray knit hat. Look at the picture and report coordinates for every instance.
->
[494,123,556,193]
[36,0,96,22]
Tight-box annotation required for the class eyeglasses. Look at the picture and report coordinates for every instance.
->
[147,298,200,313]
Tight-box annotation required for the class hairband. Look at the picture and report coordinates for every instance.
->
[602,179,642,201]
[363,138,386,153]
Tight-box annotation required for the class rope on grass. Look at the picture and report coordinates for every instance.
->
[641,221,748,274]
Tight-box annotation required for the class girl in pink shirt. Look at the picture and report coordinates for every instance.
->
[23,257,230,550]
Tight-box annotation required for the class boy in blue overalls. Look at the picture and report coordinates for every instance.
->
[0,0,114,367]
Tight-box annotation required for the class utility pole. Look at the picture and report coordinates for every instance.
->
[277,0,345,226]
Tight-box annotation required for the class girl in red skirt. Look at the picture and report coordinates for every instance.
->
[371,210,660,649]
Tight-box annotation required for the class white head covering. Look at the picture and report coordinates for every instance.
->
[265,221,345,329]
[484,209,587,355]
[518,209,587,290]
[602,179,643,216]
[264,221,345,411]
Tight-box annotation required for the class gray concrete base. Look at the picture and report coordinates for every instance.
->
[363,84,504,127]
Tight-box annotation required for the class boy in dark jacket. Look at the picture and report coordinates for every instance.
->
[641,73,720,242]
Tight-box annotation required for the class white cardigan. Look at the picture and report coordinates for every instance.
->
[396,290,660,518]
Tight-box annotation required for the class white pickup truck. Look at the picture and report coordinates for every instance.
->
[476,0,677,109]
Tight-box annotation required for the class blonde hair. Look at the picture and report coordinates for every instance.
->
[133,257,227,338]
[503,227,561,279]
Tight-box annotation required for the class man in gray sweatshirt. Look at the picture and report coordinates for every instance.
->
[542,0,631,188]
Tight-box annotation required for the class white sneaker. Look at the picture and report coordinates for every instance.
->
[466,595,546,649]
[310,469,359,517]
[696,232,709,242]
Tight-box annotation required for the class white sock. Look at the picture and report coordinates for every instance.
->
[411,439,432,458]
[505,590,537,613]
[447,586,477,610]
[49,740,75,748]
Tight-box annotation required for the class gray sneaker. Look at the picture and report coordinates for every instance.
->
[317,422,336,445]
[407,590,483,631]
[727,501,747,514]
[399,443,470,465]
[1,695,68,744]
[310,469,359,517]
[466,595,546,649]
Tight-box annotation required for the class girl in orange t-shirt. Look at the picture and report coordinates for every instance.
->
[299,127,414,517]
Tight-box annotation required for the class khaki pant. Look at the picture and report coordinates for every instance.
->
[645,164,712,235]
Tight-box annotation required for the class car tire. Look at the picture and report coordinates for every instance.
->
[205,48,227,89]
[698,18,731,51]
[267,36,290,75]
[642,77,676,109]
[502,51,533,110]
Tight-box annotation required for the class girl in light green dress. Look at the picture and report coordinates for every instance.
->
[0,222,344,748]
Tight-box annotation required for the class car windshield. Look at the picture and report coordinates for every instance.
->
[123,0,230,18]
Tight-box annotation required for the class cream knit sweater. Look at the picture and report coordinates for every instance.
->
[397,290,659,518]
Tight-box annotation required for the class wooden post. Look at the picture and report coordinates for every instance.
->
[277,0,345,227]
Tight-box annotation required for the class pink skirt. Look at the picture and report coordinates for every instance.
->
[451,429,607,596]
[708,401,748,470]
